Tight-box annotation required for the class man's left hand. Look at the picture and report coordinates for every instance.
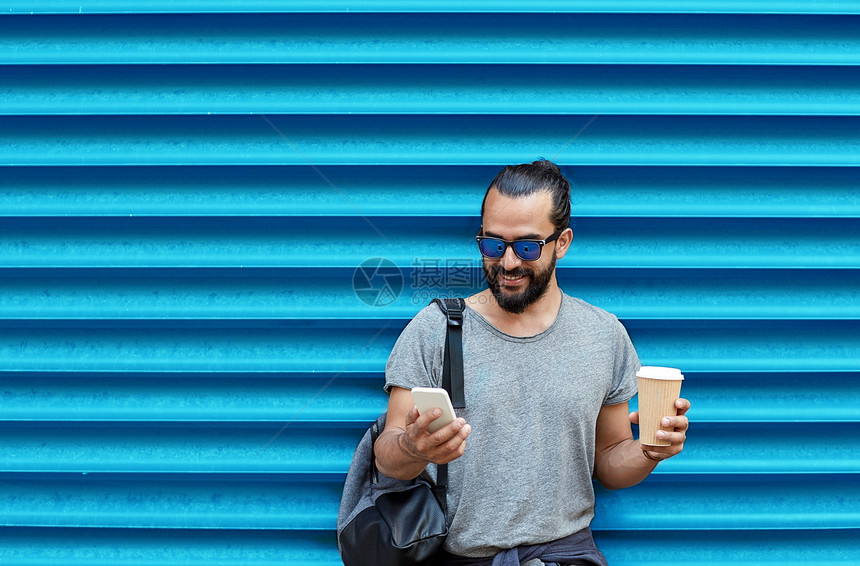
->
[629,398,690,461]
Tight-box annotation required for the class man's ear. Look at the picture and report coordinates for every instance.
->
[555,227,574,259]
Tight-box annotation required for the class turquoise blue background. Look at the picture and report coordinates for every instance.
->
[0,2,858,564]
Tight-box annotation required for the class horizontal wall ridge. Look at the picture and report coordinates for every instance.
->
[0,472,857,531]
[1,165,857,218]
[9,1,860,15]
[2,114,858,166]
[0,526,856,566]
[2,13,859,66]
[0,320,857,374]
[0,422,855,475]
[3,63,860,116]
[0,215,856,269]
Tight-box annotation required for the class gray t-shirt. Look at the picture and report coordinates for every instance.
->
[384,293,640,558]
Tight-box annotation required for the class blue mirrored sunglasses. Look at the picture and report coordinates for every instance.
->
[476,227,565,261]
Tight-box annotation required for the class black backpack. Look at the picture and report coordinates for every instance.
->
[337,298,466,566]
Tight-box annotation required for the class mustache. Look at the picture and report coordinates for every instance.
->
[488,265,533,279]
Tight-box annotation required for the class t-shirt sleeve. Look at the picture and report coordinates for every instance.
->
[383,304,449,394]
[604,318,640,405]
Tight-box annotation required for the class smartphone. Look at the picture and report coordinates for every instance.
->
[411,387,457,433]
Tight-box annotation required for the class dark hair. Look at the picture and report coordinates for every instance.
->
[481,159,572,232]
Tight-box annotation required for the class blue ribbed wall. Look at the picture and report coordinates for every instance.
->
[1,3,858,564]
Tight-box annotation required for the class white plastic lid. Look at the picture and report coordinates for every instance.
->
[636,366,684,380]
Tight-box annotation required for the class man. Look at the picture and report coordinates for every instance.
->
[374,160,690,565]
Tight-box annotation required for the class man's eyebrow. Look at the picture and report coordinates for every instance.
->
[483,230,543,240]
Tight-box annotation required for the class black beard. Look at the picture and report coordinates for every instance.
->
[483,251,556,314]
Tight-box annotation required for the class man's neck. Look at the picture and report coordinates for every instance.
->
[468,283,563,338]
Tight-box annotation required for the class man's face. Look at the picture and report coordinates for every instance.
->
[479,189,560,314]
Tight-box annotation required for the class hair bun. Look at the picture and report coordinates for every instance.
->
[531,159,562,174]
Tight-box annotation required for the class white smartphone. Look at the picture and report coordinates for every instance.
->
[411,387,457,433]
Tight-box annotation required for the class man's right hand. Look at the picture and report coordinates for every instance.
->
[402,403,471,465]
[374,386,472,480]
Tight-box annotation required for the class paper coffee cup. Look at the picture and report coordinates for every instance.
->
[637,366,684,447]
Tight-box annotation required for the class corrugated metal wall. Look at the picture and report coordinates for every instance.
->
[1,3,858,564]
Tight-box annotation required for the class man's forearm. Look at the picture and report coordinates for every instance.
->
[593,438,658,490]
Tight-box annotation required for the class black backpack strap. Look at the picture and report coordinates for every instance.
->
[369,417,382,484]
[432,298,465,410]
[430,298,465,515]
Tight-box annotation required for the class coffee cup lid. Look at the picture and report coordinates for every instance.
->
[636,366,684,380]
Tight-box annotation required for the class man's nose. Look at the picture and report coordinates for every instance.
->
[500,245,522,270]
